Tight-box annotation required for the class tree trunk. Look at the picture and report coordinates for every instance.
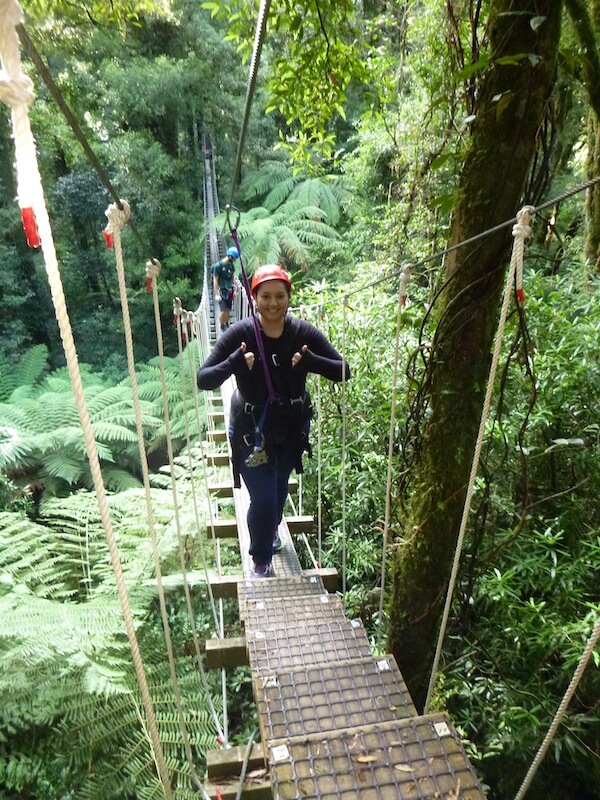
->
[565,0,600,271]
[387,0,563,711]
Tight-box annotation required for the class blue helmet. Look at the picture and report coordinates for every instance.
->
[226,247,239,259]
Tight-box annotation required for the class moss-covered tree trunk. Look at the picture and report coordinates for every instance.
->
[565,0,600,271]
[387,0,563,710]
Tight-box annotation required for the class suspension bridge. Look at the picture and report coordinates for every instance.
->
[197,139,487,800]
[2,3,600,797]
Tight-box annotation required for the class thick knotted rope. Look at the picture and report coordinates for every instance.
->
[424,205,535,713]
[0,0,39,244]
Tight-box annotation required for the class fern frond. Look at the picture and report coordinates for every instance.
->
[238,157,291,201]
[10,344,50,394]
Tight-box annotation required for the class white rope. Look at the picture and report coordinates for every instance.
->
[377,266,411,654]
[148,282,226,745]
[104,202,205,790]
[0,0,37,241]
[423,205,536,713]
[513,612,600,800]
[0,7,174,795]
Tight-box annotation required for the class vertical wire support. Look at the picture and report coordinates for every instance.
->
[341,296,349,601]
[377,280,407,655]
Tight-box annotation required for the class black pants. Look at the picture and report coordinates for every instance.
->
[238,441,296,565]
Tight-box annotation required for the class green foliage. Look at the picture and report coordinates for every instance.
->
[426,261,600,798]
[3,2,600,797]
[21,0,166,27]
[202,0,369,168]
[213,199,342,272]
[0,466,221,798]
[294,276,420,632]
[0,345,204,504]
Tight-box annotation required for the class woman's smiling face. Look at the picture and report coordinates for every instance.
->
[255,280,290,320]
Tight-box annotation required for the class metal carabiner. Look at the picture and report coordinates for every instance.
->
[225,204,241,234]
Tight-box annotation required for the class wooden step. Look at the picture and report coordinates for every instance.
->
[286,514,314,535]
[206,743,265,779]
[207,566,338,599]
[207,518,238,538]
[205,636,248,669]
[203,451,231,467]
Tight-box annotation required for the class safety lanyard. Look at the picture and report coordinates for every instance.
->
[227,206,277,451]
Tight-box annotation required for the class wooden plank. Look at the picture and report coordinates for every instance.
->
[208,411,225,424]
[303,567,339,592]
[208,573,241,599]
[209,478,299,499]
[203,452,231,467]
[206,743,265,779]
[285,514,314,535]
[208,481,236,498]
[208,430,228,442]
[207,518,238,538]
[205,636,248,669]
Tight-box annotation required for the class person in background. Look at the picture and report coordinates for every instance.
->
[197,264,350,578]
[212,246,239,331]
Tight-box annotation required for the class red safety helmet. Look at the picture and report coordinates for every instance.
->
[250,264,292,295]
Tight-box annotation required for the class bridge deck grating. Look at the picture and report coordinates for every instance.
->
[253,654,416,741]
[238,575,326,619]
[246,618,372,673]
[243,590,345,631]
[269,713,487,800]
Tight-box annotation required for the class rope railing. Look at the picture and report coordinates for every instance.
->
[104,202,206,790]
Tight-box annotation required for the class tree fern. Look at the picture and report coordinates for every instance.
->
[239,157,295,201]
[0,344,50,403]
[0,469,223,799]
[0,347,204,500]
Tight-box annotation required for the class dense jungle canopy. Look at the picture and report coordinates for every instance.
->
[0,1,599,798]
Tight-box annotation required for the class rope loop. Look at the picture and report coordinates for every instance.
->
[173,297,183,318]
[512,205,535,242]
[399,264,413,306]
[512,205,534,304]
[0,72,34,107]
[105,199,131,232]
[146,258,161,280]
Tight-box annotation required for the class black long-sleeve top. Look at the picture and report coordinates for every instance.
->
[197,314,349,484]
[197,314,349,401]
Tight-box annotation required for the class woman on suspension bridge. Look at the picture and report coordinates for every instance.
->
[197,264,350,578]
